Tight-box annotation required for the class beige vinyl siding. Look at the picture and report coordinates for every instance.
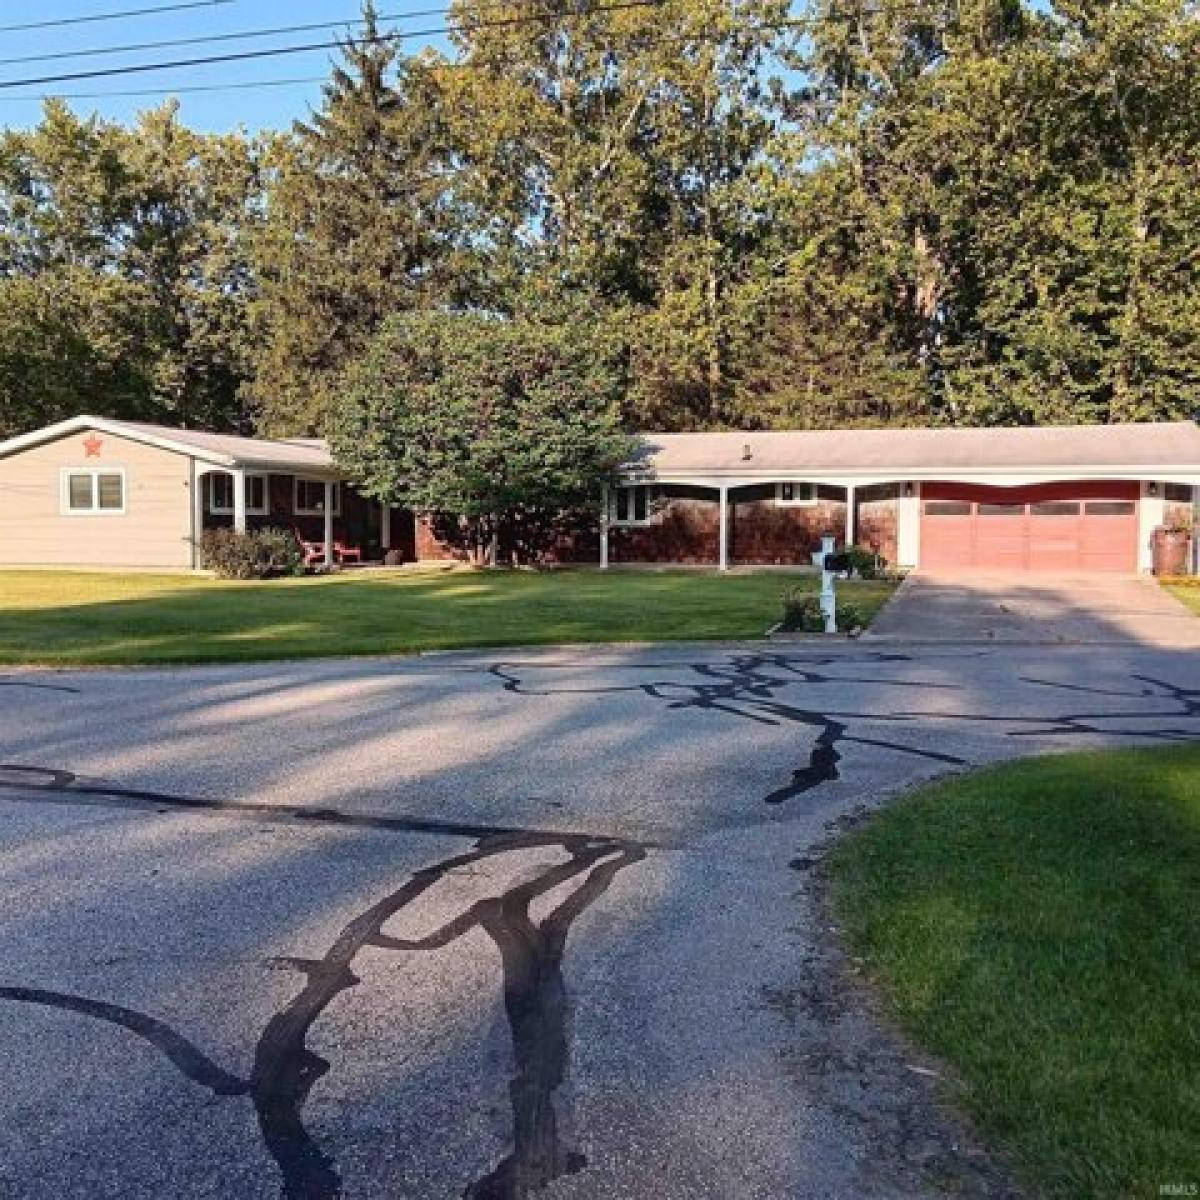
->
[0,430,194,568]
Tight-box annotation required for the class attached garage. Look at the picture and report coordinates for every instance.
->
[920,482,1139,573]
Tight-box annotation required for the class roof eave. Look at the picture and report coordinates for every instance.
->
[0,415,239,468]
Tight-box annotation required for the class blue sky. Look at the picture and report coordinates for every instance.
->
[0,0,456,133]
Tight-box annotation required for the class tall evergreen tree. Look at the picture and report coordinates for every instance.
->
[250,4,464,434]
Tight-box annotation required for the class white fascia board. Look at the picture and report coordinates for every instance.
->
[626,467,1200,489]
[235,460,343,477]
[0,415,238,468]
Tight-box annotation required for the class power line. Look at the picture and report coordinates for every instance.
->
[0,0,234,35]
[0,0,666,90]
[0,75,330,102]
[0,3,516,68]
[0,4,934,101]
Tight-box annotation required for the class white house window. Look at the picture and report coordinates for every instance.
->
[61,469,125,515]
[775,481,817,507]
[209,472,268,515]
[611,485,658,526]
[294,477,341,516]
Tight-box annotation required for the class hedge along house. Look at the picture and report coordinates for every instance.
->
[599,423,1200,574]
[0,416,413,570]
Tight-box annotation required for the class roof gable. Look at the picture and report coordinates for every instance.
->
[0,416,335,473]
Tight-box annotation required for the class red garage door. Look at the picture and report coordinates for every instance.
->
[920,482,1139,572]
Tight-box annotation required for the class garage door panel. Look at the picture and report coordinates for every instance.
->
[921,515,973,568]
[1028,502,1082,570]
[975,515,1026,569]
[1080,508,1138,572]
[920,484,1138,573]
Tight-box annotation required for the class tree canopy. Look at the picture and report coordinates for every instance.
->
[328,309,633,561]
[1,0,1198,443]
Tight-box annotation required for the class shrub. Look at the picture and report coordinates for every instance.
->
[781,587,866,634]
[837,602,865,632]
[781,587,827,632]
[844,544,884,579]
[200,527,304,579]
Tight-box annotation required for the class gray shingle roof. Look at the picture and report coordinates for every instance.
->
[628,422,1200,475]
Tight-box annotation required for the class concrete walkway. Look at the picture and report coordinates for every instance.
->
[865,571,1200,645]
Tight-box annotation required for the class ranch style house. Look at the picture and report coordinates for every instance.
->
[0,415,1197,575]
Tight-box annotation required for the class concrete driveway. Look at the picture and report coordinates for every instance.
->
[866,571,1200,645]
[2,641,1199,1199]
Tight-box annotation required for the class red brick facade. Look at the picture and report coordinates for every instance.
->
[413,484,901,567]
[727,484,844,566]
[855,483,901,564]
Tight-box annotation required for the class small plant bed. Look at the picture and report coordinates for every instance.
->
[778,586,867,634]
[0,569,897,665]
[828,746,1200,1199]
[777,545,897,633]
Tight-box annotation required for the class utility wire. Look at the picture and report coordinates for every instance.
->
[0,0,933,65]
[0,0,234,34]
[0,75,330,102]
[0,1,528,67]
[0,0,665,89]
[0,4,931,100]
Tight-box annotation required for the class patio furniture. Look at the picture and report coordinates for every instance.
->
[334,540,363,565]
[294,531,327,568]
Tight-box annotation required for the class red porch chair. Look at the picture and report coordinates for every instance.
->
[294,530,327,568]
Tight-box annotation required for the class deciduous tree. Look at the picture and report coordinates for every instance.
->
[329,309,633,562]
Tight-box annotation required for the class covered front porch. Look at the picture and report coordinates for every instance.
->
[196,465,415,568]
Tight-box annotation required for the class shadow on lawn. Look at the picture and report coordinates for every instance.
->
[0,570,833,664]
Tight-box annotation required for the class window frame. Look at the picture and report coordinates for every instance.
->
[610,484,659,527]
[1084,500,1136,517]
[923,499,972,517]
[775,481,817,508]
[1030,500,1081,517]
[293,476,341,517]
[208,471,269,516]
[60,467,126,517]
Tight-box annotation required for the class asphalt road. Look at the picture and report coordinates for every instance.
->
[2,641,1198,1199]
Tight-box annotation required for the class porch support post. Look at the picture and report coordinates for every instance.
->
[191,462,205,568]
[600,485,610,569]
[844,483,856,548]
[1194,486,1200,575]
[232,467,247,534]
[323,481,335,568]
[381,500,392,552]
[718,484,729,571]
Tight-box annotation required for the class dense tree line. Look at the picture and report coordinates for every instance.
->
[1,0,1198,442]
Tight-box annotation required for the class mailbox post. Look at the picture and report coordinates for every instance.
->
[819,535,838,633]
[806,534,839,634]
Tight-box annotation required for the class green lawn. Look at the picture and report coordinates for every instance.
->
[1164,581,1200,616]
[829,747,1200,1199]
[0,567,896,665]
